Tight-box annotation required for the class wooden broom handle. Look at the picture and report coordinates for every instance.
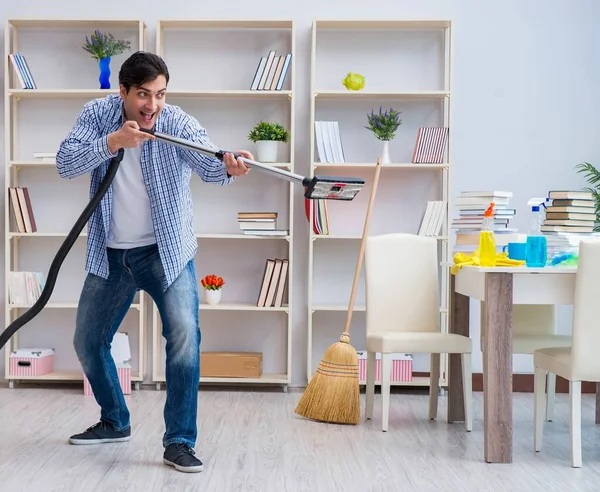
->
[343,158,382,334]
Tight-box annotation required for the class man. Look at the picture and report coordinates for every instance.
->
[55,51,251,473]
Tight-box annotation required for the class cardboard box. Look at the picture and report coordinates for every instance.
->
[200,351,262,378]
[9,348,54,376]
[84,332,132,396]
[356,351,413,382]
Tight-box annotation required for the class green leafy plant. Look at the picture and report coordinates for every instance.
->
[574,161,600,231]
[82,30,131,61]
[247,121,290,143]
[365,107,403,141]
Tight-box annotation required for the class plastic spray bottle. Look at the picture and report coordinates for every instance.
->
[479,202,496,267]
[525,197,548,267]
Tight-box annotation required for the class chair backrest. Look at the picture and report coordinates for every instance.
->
[571,239,600,380]
[364,233,440,334]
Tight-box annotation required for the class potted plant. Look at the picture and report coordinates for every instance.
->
[247,121,290,163]
[200,274,225,305]
[82,30,131,89]
[574,162,600,231]
[365,106,403,163]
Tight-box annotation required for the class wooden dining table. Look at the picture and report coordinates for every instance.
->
[445,264,598,463]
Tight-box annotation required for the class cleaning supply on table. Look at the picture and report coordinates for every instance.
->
[478,202,497,266]
[525,198,548,267]
[451,250,525,275]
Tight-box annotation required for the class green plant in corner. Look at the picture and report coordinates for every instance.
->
[574,161,600,231]
[247,121,290,143]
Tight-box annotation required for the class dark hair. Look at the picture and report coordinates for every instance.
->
[119,51,170,91]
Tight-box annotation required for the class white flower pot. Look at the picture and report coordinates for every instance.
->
[204,289,222,305]
[381,140,391,164]
[256,140,279,163]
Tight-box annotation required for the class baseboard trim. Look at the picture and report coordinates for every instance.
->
[413,372,598,394]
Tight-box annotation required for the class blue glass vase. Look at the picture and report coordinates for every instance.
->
[98,56,111,89]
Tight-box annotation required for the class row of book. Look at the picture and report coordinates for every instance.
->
[9,187,37,233]
[9,53,37,89]
[250,50,292,91]
[8,271,45,306]
[417,200,446,237]
[305,199,329,235]
[313,124,449,164]
[314,121,345,163]
[237,211,288,236]
[257,258,289,308]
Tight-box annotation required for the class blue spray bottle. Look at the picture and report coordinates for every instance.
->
[525,198,548,267]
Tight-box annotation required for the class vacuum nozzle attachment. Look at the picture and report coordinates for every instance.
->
[140,128,365,200]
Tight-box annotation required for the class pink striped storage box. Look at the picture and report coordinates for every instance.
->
[84,363,131,396]
[9,348,54,376]
[357,351,413,382]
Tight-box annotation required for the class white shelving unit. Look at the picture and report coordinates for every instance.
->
[306,20,452,387]
[4,19,148,388]
[151,20,295,391]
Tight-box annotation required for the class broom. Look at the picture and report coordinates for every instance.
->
[294,158,382,424]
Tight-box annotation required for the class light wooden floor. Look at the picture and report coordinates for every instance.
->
[1,385,600,492]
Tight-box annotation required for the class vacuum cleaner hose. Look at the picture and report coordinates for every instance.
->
[0,149,125,352]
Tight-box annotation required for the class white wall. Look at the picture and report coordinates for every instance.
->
[0,0,599,386]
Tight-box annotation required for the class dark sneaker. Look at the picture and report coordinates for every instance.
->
[163,443,203,473]
[68,421,131,445]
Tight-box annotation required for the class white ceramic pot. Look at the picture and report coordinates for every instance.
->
[256,140,279,163]
[381,140,391,164]
[204,289,221,305]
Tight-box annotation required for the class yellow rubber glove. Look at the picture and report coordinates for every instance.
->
[450,249,525,275]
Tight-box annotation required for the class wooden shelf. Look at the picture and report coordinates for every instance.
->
[158,20,293,29]
[314,90,449,100]
[4,18,149,389]
[6,369,144,383]
[8,302,142,311]
[8,19,145,29]
[307,19,452,387]
[314,20,451,29]
[313,162,449,169]
[150,19,295,390]
[199,302,289,312]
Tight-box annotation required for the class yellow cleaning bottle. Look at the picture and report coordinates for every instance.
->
[479,202,496,267]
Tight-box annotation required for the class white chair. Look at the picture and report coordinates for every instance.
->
[364,233,473,432]
[533,239,600,467]
[480,303,571,421]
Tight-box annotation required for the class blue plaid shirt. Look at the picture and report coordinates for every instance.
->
[56,94,234,290]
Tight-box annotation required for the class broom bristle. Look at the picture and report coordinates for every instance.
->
[294,332,360,425]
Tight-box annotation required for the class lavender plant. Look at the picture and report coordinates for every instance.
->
[365,107,403,141]
[82,30,131,61]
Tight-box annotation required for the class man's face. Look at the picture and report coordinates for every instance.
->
[119,75,167,129]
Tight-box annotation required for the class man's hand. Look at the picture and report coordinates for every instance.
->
[108,121,155,153]
[223,150,251,177]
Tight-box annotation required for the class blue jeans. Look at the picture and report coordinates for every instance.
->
[73,243,200,448]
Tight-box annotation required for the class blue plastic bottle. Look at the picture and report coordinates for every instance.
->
[525,204,547,267]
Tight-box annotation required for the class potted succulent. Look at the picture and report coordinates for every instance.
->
[247,121,290,163]
[200,274,225,305]
[365,106,403,163]
[82,30,131,89]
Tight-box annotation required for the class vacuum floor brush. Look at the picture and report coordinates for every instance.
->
[0,130,365,352]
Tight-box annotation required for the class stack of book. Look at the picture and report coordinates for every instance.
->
[542,190,597,233]
[542,190,599,260]
[451,191,517,252]
[237,212,288,236]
